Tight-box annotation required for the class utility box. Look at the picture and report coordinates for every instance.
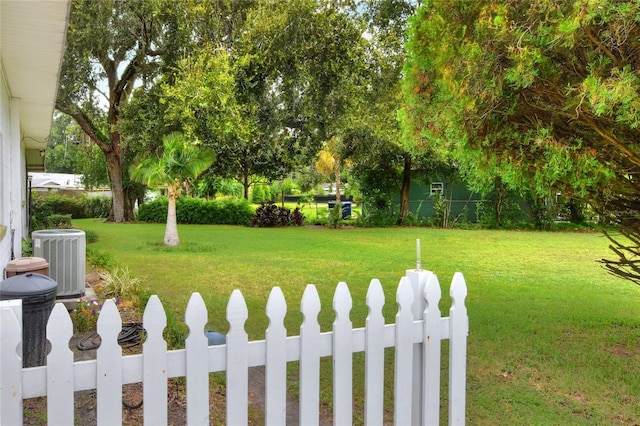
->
[0,273,57,367]
[5,257,49,278]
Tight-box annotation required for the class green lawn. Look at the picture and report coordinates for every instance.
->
[73,219,640,424]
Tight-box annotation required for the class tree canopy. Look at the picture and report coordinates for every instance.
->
[57,0,449,227]
[402,0,640,281]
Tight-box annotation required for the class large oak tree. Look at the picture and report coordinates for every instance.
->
[56,0,185,222]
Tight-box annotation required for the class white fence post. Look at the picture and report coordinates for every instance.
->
[364,279,385,425]
[394,277,415,425]
[333,282,353,424]
[423,273,443,425]
[265,286,288,425]
[97,299,123,425]
[0,300,23,425]
[46,303,75,425]
[143,295,168,424]
[185,292,209,425]
[449,273,469,425]
[226,289,249,425]
[406,268,431,424]
[299,284,321,426]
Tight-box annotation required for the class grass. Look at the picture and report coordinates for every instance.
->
[73,219,640,424]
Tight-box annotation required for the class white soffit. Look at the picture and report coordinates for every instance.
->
[1,0,70,149]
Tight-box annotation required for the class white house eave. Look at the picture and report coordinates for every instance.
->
[1,0,71,150]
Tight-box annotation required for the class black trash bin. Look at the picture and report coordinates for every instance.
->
[0,273,57,367]
[328,201,352,219]
[341,201,352,218]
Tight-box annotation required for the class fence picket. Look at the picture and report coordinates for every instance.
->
[226,289,249,425]
[299,284,321,426]
[96,299,123,425]
[46,303,74,425]
[0,301,23,425]
[449,273,469,426]
[265,286,287,425]
[423,273,443,425]
[185,292,209,425]
[333,282,353,424]
[407,269,431,425]
[365,279,385,425]
[143,295,168,425]
[394,277,414,425]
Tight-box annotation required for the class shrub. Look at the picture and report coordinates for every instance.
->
[137,196,254,225]
[251,203,305,227]
[87,247,116,270]
[291,207,305,226]
[215,179,243,198]
[251,184,271,203]
[84,229,98,244]
[46,214,72,229]
[22,237,33,257]
[83,196,111,218]
[327,203,343,228]
[31,193,112,230]
[31,193,83,228]
[136,197,169,222]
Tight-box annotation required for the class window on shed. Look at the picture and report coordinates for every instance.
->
[430,182,444,196]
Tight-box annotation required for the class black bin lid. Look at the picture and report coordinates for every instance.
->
[0,273,57,299]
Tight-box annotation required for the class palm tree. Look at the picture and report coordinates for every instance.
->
[315,136,344,203]
[130,132,215,246]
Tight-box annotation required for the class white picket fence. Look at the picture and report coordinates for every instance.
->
[0,269,468,425]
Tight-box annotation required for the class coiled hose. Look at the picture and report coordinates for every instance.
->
[76,322,144,350]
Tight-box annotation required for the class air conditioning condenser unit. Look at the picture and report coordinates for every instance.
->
[32,229,86,298]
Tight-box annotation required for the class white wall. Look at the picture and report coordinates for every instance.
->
[0,69,28,276]
[0,67,13,273]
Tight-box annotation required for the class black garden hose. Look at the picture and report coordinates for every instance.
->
[76,322,144,351]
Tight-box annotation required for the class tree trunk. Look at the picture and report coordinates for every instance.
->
[243,172,250,200]
[104,150,127,223]
[335,158,342,203]
[567,198,585,223]
[164,187,180,246]
[494,180,506,227]
[398,154,411,225]
[55,102,130,222]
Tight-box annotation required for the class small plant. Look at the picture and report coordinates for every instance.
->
[70,297,120,333]
[84,229,98,244]
[292,207,305,226]
[98,266,142,302]
[87,247,116,270]
[327,202,342,228]
[431,191,450,228]
[164,309,189,349]
[22,237,33,257]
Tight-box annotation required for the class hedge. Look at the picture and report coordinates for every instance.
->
[137,197,254,225]
[31,193,111,229]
